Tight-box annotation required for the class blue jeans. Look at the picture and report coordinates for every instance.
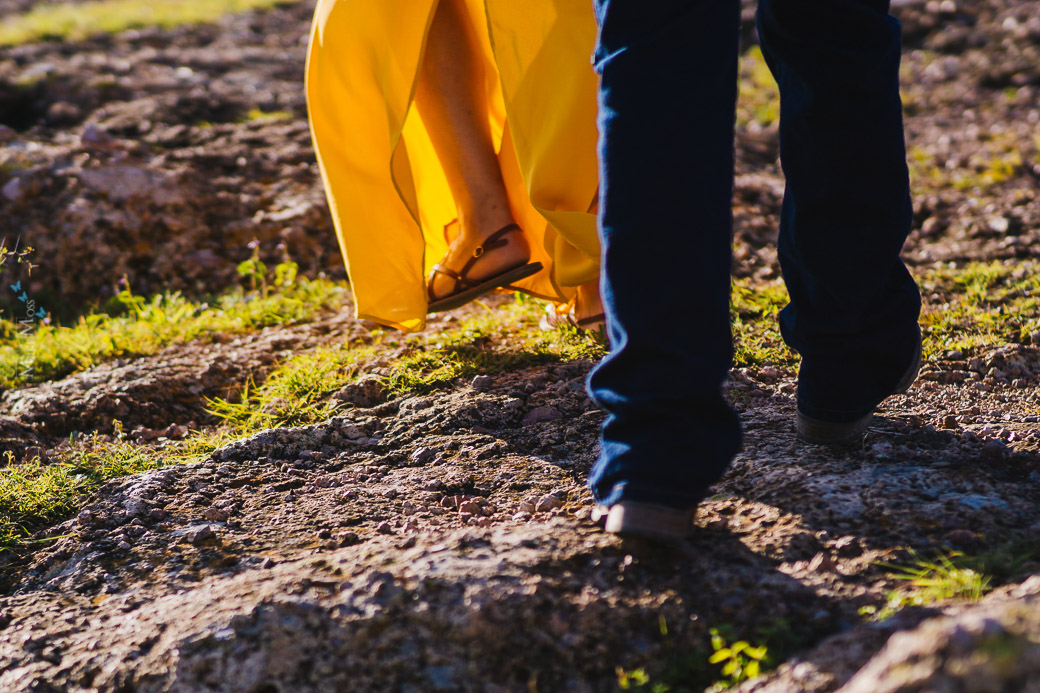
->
[587,0,922,509]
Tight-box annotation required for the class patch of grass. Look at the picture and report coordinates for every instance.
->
[907,131,1027,194]
[730,276,793,370]
[204,294,606,440]
[737,46,780,129]
[0,0,294,46]
[861,549,993,621]
[0,262,349,390]
[728,260,1040,369]
[0,432,167,555]
[918,260,1040,359]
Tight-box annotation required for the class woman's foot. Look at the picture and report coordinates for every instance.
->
[427,217,534,307]
[573,282,604,329]
[539,280,605,333]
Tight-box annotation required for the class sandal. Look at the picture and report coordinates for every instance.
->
[426,223,543,314]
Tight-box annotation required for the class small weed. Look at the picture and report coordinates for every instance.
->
[705,628,768,691]
[860,549,993,621]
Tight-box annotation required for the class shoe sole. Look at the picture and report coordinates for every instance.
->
[602,501,694,543]
[796,334,922,445]
[427,262,542,314]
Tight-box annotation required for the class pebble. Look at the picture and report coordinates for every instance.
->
[512,512,531,522]
[471,375,493,392]
[77,509,94,525]
[203,507,229,522]
[2,177,25,202]
[186,525,214,544]
[535,495,563,512]
[376,521,393,535]
[458,501,482,515]
[411,447,436,465]
[149,508,166,521]
[522,407,563,425]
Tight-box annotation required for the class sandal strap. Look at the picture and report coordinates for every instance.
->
[428,223,525,303]
[428,263,481,302]
[456,223,523,282]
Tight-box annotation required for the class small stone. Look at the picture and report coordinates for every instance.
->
[458,500,482,515]
[411,447,436,465]
[523,407,563,425]
[148,508,166,521]
[80,124,114,147]
[758,366,780,383]
[1,177,23,202]
[186,525,214,544]
[116,540,131,551]
[333,375,387,407]
[45,100,82,125]
[261,557,277,569]
[986,216,1010,233]
[807,552,838,574]
[471,375,493,392]
[940,415,960,430]
[337,532,361,547]
[512,512,531,521]
[203,507,229,522]
[535,495,562,512]
[518,502,535,514]
[77,509,94,525]
[124,498,149,517]
[160,423,188,440]
[376,521,393,535]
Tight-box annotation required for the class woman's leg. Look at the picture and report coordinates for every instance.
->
[414,0,530,301]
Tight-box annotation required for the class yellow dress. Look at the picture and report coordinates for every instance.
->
[305,0,601,331]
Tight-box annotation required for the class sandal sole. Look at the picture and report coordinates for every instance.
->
[427,261,543,314]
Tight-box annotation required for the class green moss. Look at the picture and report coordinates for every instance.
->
[0,435,167,554]
[0,0,296,46]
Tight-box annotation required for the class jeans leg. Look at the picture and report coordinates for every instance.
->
[757,0,922,422]
[587,0,743,508]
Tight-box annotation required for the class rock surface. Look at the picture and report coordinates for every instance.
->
[2,0,1040,690]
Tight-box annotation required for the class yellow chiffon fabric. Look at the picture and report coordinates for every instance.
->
[305,0,601,331]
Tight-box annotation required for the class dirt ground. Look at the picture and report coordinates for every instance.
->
[1,0,1040,691]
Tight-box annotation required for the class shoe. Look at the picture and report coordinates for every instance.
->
[426,223,542,314]
[594,500,695,543]
[796,331,922,445]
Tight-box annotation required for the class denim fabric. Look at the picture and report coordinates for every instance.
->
[587,0,922,508]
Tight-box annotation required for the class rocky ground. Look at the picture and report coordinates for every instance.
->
[1,0,1040,691]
